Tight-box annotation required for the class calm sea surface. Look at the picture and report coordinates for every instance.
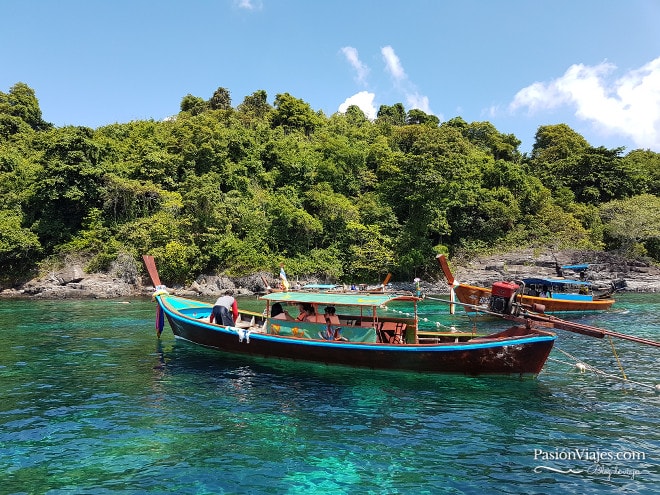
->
[1,293,658,494]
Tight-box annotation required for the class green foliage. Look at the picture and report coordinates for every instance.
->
[149,241,203,285]
[272,93,320,135]
[208,87,232,111]
[285,247,346,281]
[0,82,52,131]
[2,81,659,287]
[24,126,105,250]
[0,209,42,283]
[531,123,590,163]
[377,103,406,126]
[406,109,440,127]
[180,94,206,115]
[461,121,521,162]
[622,149,660,196]
[599,194,660,258]
[237,90,272,121]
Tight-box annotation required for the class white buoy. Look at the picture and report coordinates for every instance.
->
[576,363,587,373]
[654,384,660,393]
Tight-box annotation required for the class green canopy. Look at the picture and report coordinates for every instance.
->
[260,291,419,307]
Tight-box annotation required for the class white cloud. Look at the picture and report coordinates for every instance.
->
[339,45,436,120]
[341,47,369,85]
[338,91,377,120]
[510,57,660,150]
[381,45,434,115]
[235,0,262,10]
[381,45,406,82]
[406,93,432,115]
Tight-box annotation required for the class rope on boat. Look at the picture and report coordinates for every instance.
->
[608,335,628,382]
[551,348,658,392]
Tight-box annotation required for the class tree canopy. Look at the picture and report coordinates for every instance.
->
[1,82,658,287]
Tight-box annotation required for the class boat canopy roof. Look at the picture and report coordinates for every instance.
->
[260,291,419,307]
[560,263,590,271]
[523,277,591,287]
[301,283,340,290]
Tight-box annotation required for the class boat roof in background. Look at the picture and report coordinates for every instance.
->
[301,284,340,290]
[523,277,591,287]
[260,291,419,307]
[560,263,590,271]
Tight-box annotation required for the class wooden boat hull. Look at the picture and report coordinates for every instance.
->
[454,284,615,312]
[156,294,556,376]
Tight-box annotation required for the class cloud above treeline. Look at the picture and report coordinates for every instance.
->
[510,57,660,151]
[339,45,435,121]
[235,0,262,11]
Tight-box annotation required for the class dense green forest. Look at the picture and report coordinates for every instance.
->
[1,82,659,287]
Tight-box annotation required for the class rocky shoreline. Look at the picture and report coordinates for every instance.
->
[1,249,659,300]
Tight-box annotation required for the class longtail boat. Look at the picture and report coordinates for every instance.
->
[437,255,621,313]
[143,256,556,376]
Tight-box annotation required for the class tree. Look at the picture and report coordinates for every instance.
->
[529,124,590,192]
[623,149,660,196]
[0,209,42,284]
[180,94,206,115]
[344,105,368,126]
[304,182,359,248]
[376,103,406,126]
[600,194,660,259]
[272,93,320,135]
[406,109,439,127]
[207,87,232,111]
[266,190,323,255]
[0,114,32,139]
[25,126,105,251]
[531,124,589,163]
[346,221,395,280]
[462,121,521,162]
[237,90,271,120]
[0,82,51,131]
[566,146,641,205]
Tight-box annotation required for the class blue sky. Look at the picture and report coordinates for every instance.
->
[2,0,659,153]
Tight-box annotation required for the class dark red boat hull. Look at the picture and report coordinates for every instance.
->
[159,296,555,376]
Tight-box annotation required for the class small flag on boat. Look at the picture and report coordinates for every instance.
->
[280,265,290,291]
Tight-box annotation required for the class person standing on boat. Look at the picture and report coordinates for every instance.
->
[211,290,239,326]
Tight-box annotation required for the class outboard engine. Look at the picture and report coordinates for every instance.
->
[488,281,520,314]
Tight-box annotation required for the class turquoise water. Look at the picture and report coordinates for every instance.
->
[1,294,658,494]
